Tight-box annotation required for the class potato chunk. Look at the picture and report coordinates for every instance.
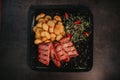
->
[42,23,49,31]
[45,15,52,20]
[41,37,48,42]
[54,24,61,35]
[44,40,51,43]
[41,31,50,39]
[34,39,42,45]
[38,19,45,23]
[36,13,45,21]
[33,26,37,32]
[47,20,55,27]
[36,22,43,28]
[52,19,57,24]
[50,33,56,41]
[54,16,62,21]
[56,34,63,41]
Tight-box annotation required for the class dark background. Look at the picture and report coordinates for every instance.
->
[0,0,120,80]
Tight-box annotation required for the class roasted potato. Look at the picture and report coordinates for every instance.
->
[50,33,56,41]
[34,39,42,44]
[35,28,42,39]
[50,33,56,38]
[54,24,61,35]
[61,31,66,36]
[42,37,48,42]
[35,33,41,39]
[44,18,49,22]
[34,13,66,44]
[41,31,50,39]
[33,26,38,32]
[60,25,64,33]
[54,16,62,21]
[36,22,43,28]
[36,13,45,21]
[52,19,57,24]
[44,39,51,43]
[38,18,45,23]
[42,23,49,31]
[35,28,42,33]
[49,26,54,33]
[47,20,55,27]
[45,15,52,20]
[58,22,65,33]
[56,34,63,41]
[58,21,63,25]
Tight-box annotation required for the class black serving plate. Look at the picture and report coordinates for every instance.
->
[27,5,93,72]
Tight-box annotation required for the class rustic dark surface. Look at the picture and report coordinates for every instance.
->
[0,0,120,80]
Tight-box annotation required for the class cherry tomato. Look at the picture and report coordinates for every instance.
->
[73,20,81,24]
[66,33,72,38]
[84,32,89,37]
[65,12,69,20]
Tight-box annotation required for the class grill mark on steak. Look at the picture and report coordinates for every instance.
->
[55,43,70,62]
[60,37,79,58]
[62,42,73,48]
[38,59,49,66]
[59,37,70,44]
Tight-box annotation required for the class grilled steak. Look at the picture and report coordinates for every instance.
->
[50,43,61,67]
[37,37,79,67]
[60,37,79,58]
[54,43,70,62]
[38,43,51,66]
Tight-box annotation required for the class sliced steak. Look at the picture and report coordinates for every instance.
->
[60,37,79,58]
[68,50,78,58]
[38,43,51,66]
[50,43,61,67]
[59,37,70,44]
[55,42,70,62]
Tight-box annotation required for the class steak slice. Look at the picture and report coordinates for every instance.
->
[60,37,79,58]
[55,43,70,62]
[59,37,70,44]
[38,43,51,66]
[50,43,61,67]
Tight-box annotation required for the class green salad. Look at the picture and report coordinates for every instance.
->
[63,12,91,43]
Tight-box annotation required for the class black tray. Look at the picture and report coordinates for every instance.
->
[27,5,93,72]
